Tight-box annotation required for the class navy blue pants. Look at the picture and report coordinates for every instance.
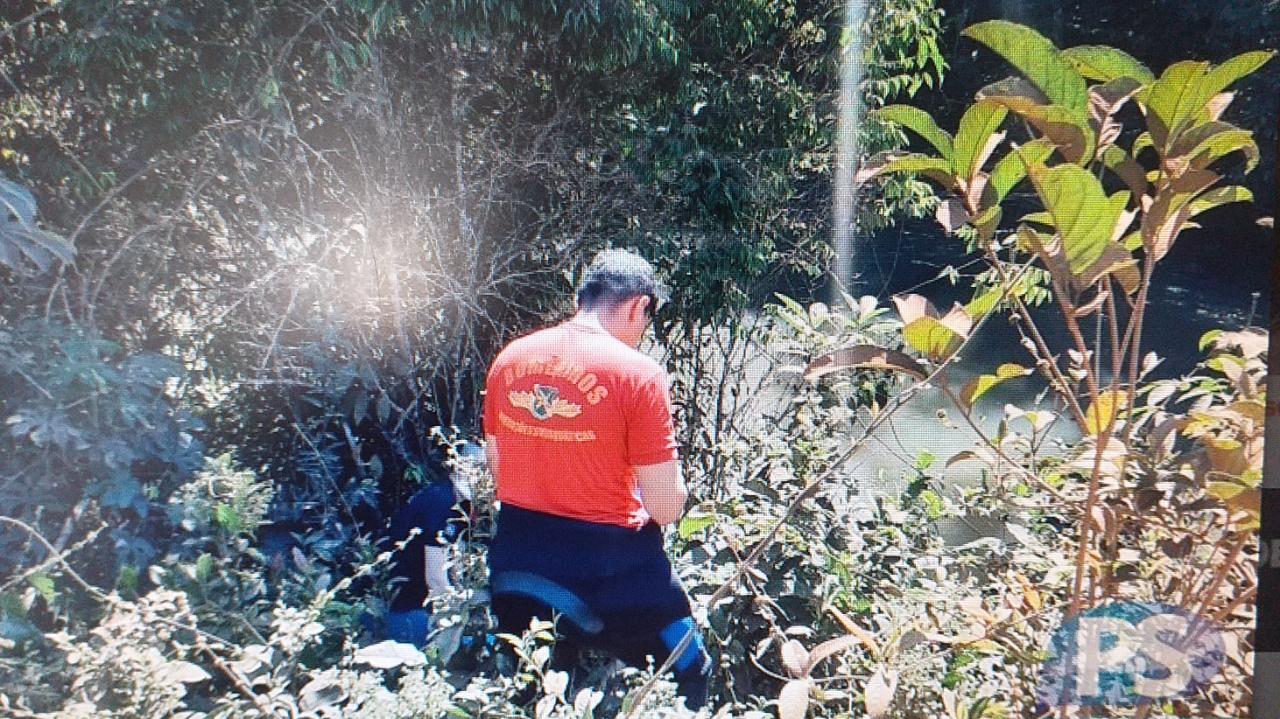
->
[488,505,712,709]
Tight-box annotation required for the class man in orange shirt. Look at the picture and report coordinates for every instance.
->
[482,249,712,709]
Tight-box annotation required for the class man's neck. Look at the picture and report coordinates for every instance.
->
[570,310,618,338]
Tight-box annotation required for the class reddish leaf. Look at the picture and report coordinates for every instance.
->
[803,345,927,382]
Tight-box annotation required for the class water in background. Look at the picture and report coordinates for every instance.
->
[842,210,1271,522]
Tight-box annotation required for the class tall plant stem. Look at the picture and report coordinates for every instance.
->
[984,251,1087,426]
[1122,255,1157,446]
[1047,272,1126,621]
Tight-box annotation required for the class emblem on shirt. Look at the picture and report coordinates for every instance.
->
[509,384,581,420]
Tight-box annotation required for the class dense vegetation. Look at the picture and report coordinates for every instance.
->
[1,1,1274,717]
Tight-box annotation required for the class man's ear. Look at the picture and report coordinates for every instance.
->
[632,295,646,322]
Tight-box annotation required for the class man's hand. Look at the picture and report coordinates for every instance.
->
[635,459,687,525]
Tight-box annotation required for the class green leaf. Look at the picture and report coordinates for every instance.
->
[1200,51,1276,102]
[1175,124,1260,173]
[1135,57,1261,147]
[990,138,1054,202]
[971,205,1003,242]
[1188,186,1252,217]
[918,489,944,520]
[903,317,964,362]
[1061,46,1154,84]
[1140,176,1219,262]
[677,510,716,539]
[196,553,215,583]
[965,287,1003,319]
[116,565,139,596]
[874,105,954,162]
[213,503,241,533]
[857,153,955,188]
[28,574,55,605]
[1199,329,1224,352]
[952,101,1008,180]
[1021,211,1054,227]
[962,21,1088,113]
[959,364,1031,406]
[1026,163,1128,278]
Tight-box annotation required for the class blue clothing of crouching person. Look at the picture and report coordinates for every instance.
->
[380,466,471,647]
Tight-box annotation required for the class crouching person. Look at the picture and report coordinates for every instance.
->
[381,457,472,647]
[481,249,713,709]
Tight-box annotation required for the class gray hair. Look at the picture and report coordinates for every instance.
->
[575,248,666,311]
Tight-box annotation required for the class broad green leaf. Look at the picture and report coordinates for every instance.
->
[971,205,1002,242]
[1139,60,1210,146]
[1177,124,1260,173]
[1026,164,1127,278]
[952,101,1008,180]
[856,153,955,188]
[1188,186,1252,217]
[875,105,954,162]
[977,75,1047,105]
[1200,50,1276,103]
[677,511,716,539]
[965,287,1003,319]
[960,364,1032,406]
[1207,481,1260,521]
[213,503,240,533]
[1079,242,1140,295]
[989,138,1055,203]
[1199,329,1224,352]
[1015,226,1065,279]
[1133,56,1266,147]
[962,21,1088,113]
[1062,45,1154,84]
[28,574,55,604]
[903,317,964,362]
[1021,211,1054,227]
[1084,390,1128,435]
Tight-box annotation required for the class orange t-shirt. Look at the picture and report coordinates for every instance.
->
[482,319,680,529]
